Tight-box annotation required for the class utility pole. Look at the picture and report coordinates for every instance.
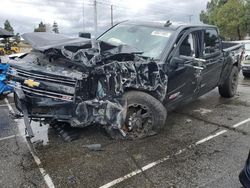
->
[82,0,85,31]
[187,15,193,23]
[111,5,114,27]
[94,0,98,38]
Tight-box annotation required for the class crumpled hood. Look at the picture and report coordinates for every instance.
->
[8,52,85,80]
[8,33,147,80]
[21,32,142,54]
[19,32,144,69]
[22,32,91,51]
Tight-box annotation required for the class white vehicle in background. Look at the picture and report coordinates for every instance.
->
[242,42,250,78]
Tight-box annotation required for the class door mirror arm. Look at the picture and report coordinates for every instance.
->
[170,56,207,69]
[170,57,185,69]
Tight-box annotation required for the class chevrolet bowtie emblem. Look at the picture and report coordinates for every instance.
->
[24,79,40,88]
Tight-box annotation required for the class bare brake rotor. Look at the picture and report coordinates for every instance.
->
[122,103,155,139]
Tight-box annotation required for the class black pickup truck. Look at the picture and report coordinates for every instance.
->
[6,21,244,139]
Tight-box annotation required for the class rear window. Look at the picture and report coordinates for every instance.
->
[204,29,220,55]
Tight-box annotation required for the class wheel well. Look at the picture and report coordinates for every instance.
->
[233,60,241,73]
[233,61,239,67]
[123,88,162,102]
[233,55,241,68]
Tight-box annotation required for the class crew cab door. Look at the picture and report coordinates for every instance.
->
[166,30,204,106]
[199,28,224,95]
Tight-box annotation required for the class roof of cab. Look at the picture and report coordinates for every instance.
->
[121,20,217,31]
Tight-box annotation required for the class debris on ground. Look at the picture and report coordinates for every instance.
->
[67,175,78,184]
[185,119,192,124]
[193,108,212,116]
[132,153,142,160]
[32,140,44,149]
[83,144,103,151]
[51,123,80,142]
[9,111,23,119]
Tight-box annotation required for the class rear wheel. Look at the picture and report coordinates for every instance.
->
[218,66,239,98]
[121,91,167,139]
[243,72,250,78]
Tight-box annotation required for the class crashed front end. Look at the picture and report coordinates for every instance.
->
[8,33,168,138]
[12,61,77,120]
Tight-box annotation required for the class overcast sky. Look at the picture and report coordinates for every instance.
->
[0,0,209,37]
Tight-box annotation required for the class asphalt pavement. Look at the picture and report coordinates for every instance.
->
[0,74,250,188]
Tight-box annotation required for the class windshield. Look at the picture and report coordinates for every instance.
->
[98,23,173,59]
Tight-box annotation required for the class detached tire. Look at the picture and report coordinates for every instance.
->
[219,66,239,98]
[121,91,167,139]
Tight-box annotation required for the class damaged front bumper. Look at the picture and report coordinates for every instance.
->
[14,88,34,137]
[10,65,127,138]
[10,65,78,137]
[14,86,127,138]
[14,87,75,138]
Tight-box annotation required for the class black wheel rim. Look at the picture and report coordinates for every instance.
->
[123,103,154,139]
[231,71,238,94]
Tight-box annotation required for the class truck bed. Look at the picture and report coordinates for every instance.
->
[222,41,244,52]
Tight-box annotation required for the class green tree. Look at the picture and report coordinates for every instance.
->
[245,0,250,34]
[52,21,59,33]
[34,22,46,32]
[200,10,209,24]
[200,0,247,40]
[4,20,14,34]
[215,0,246,40]
[200,0,228,24]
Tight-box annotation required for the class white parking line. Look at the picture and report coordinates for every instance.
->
[4,98,55,188]
[99,118,250,188]
[195,130,228,145]
[233,118,250,128]
[4,98,14,114]
[0,135,16,142]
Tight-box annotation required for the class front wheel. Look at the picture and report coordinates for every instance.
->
[218,66,239,98]
[121,91,167,139]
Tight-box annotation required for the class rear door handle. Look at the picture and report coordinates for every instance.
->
[193,66,204,70]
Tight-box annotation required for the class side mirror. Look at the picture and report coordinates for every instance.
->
[170,55,194,68]
[170,57,185,69]
[170,56,206,69]
[79,32,91,39]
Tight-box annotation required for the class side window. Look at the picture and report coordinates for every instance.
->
[204,29,220,55]
[179,33,195,57]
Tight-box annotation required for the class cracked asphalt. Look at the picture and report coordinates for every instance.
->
[0,74,250,188]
